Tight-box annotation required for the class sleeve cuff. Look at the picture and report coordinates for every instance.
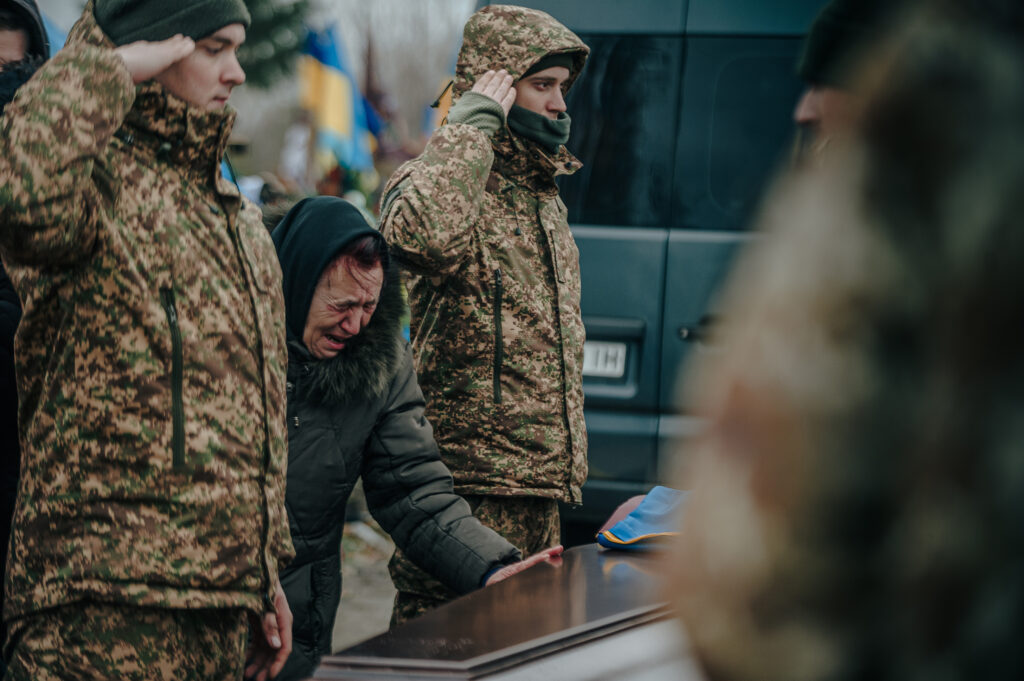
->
[480,564,504,587]
[447,91,506,136]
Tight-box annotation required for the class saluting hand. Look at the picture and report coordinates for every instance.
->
[114,34,195,84]
[472,69,517,117]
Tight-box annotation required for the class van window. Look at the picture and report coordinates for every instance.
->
[673,37,804,231]
[709,52,804,222]
[560,35,683,228]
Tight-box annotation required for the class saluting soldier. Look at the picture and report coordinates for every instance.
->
[380,4,590,623]
[0,1,293,678]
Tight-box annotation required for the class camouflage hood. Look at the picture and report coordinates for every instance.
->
[453,4,589,100]
[452,6,589,195]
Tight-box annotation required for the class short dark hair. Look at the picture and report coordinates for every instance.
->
[339,233,389,272]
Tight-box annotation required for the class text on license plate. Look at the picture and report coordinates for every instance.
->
[582,341,627,378]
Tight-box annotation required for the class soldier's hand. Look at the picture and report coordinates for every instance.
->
[114,34,195,84]
[484,545,564,586]
[472,69,517,117]
[244,578,293,681]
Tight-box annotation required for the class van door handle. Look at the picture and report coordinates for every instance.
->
[678,315,719,343]
[678,326,700,341]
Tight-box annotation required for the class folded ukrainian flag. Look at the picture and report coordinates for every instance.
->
[596,486,688,550]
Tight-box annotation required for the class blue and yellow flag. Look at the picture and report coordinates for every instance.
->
[423,49,458,136]
[300,26,375,172]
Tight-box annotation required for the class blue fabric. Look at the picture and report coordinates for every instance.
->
[42,14,66,52]
[596,486,688,551]
[303,26,375,172]
[220,159,235,184]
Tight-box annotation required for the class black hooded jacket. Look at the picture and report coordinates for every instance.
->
[271,198,520,680]
[0,0,49,648]
[1,0,50,482]
[3,0,49,63]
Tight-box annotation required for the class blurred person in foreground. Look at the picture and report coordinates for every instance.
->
[0,1,294,678]
[0,0,48,673]
[380,3,589,625]
[268,196,561,681]
[672,1,1024,679]
[792,0,907,162]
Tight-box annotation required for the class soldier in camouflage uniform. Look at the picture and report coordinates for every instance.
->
[380,4,589,623]
[0,1,293,679]
[672,1,1024,679]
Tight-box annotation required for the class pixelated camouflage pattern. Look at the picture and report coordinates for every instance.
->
[388,494,560,624]
[4,602,248,680]
[0,3,293,621]
[380,5,589,504]
[452,4,589,100]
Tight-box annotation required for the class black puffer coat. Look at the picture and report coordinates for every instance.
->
[1,0,48,648]
[273,198,521,680]
[0,264,20,604]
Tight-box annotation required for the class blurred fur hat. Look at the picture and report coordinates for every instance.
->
[798,0,904,87]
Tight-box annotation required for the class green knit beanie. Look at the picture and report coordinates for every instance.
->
[95,0,251,46]
[522,52,577,78]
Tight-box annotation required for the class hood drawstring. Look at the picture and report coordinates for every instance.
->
[431,80,454,109]
[431,79,455,126]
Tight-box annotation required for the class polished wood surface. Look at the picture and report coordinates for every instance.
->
[313,544,674,680]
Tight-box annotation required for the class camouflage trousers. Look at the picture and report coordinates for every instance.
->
[388,494,560,626]
[4,602,249,681]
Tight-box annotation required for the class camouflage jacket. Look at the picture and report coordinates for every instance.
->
[380,6,589,504]
[0,5,293,620]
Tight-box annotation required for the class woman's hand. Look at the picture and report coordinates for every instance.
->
[484,545,564,586]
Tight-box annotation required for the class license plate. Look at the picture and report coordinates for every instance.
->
[583,341,627,378]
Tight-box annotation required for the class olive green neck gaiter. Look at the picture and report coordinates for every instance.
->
[507,105,571,154]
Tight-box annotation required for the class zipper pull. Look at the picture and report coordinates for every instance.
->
[161,288,178,323]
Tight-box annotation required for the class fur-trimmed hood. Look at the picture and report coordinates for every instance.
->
[286,264,406,406]
[272,196,406,406]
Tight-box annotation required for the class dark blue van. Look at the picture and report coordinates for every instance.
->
[475,0,829,539]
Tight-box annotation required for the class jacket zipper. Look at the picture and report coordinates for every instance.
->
[160,287,186,469]
[219,183,275,610]
[493,268,504,405]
